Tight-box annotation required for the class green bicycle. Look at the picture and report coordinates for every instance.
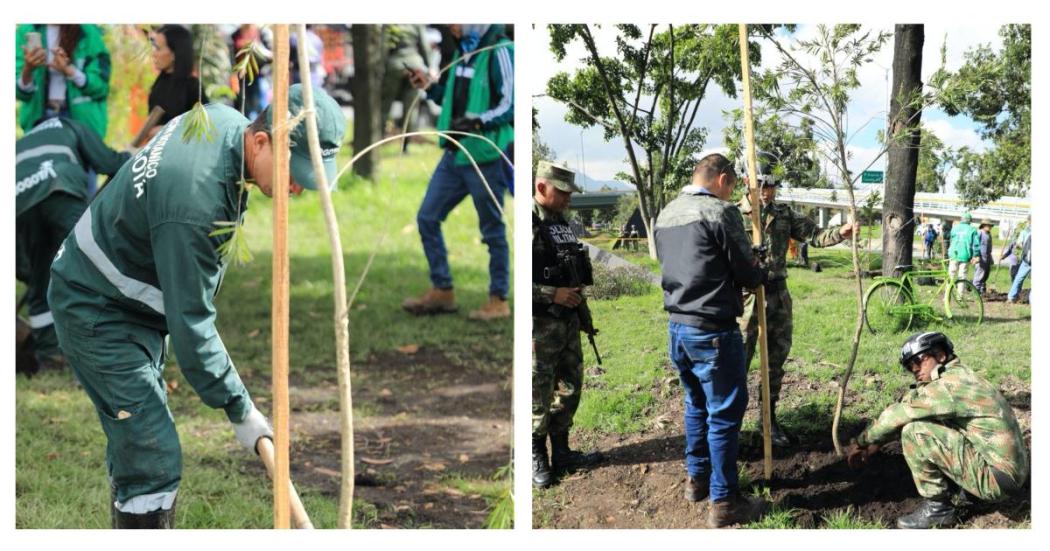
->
[863,260,984,334]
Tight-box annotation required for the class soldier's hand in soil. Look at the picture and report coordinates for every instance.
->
[553,287,583,308]
[234,405,274,453]
[846,443,879,470]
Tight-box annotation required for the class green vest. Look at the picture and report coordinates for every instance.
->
[436,40,514,166]
[15,24,111,138]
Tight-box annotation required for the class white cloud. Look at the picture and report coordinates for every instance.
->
[925,117,986,152]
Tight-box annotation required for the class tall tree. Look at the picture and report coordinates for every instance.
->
[546,24,759,257]
[882,24,924,277]
[933,24,1030,205]
[350,25,386,179]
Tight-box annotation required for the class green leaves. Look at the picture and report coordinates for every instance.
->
[210,218,253,267]
[181,101,216,143]
[233,41,266,85]
[934,24,1030,205]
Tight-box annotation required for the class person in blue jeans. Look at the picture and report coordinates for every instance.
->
[401,24,514,321]
[654,149,768,528]
[1008,221,1031,303]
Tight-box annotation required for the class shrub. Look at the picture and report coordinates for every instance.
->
[589,262,655,300]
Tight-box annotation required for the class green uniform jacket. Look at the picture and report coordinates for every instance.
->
[433,25,513,166]
[16,117,129,217]
[50,104,253,423]
[856,359,1028,485]
[949,222,981,262]
[16,24,111,137]
[739,195,845,281]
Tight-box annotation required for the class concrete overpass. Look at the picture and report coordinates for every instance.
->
[568,190,634,211]
[778,187,1030,233]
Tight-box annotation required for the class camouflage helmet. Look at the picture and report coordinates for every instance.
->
[735,150,779,187]
[900,332,955,369]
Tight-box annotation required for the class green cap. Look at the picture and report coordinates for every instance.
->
[264,84,346,191]
[961,213,973,223]
[536,161,582,193]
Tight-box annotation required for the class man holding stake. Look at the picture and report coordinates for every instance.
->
[737,151,857,447]
[847,332,1028,529]
[48,84,346,528]
[654,150,768,528]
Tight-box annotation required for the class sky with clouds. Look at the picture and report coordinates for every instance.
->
[530,24,1006,192]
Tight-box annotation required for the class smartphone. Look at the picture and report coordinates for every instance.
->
[25,31,42,51]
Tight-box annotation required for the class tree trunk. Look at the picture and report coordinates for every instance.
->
[350,25,385,179]
[882,25,924,276]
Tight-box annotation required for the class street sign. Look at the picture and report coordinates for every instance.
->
[862,170,884,183]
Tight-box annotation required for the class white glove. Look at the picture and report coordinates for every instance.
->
[233,405,274,452]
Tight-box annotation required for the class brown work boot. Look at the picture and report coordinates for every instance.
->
[401,288,457,315]
[708,493,768,528]
[468,295,510,321]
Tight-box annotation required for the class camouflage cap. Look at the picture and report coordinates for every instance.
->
[536,161,582,193]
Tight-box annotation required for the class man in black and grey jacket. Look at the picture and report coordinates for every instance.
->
[654,149,767,528]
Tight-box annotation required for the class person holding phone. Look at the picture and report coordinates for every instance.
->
[16,25,112,138]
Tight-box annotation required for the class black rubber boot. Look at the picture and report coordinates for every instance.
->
[532,436,552,488]
[896,498,957,529]
[685,475,709,502]
[769,401,796,448]
[113,499,177,529]
[549,432,603,473]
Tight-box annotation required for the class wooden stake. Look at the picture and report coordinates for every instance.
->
[270,23,291,530]
[738,24,774,480]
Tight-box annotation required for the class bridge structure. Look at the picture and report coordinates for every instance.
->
[778,187,1030,234]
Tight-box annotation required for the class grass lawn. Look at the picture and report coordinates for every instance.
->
[16,139,514,528]
[573,241,1030,435]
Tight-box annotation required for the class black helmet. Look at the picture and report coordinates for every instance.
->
[899,332,954,369]
[735,150,779,187]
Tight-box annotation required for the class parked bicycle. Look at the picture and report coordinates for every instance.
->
[863,260,984,334]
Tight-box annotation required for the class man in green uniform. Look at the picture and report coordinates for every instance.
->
[16,116,129,370]
[948,213,981,292]
[847,332,1028,529]
[532,161,603,488]
[48,84,346,528]
[737,151,856,446]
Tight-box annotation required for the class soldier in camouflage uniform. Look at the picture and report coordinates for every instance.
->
[532,161,603,488]
[736,151,857,447]
[847,332,1028,529]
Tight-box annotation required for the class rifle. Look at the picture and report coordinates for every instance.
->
[556,244,602,365]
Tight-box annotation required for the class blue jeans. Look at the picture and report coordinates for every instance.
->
[417,149,509,297]
[1008,260,1031,301]
[668,322,748,501]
